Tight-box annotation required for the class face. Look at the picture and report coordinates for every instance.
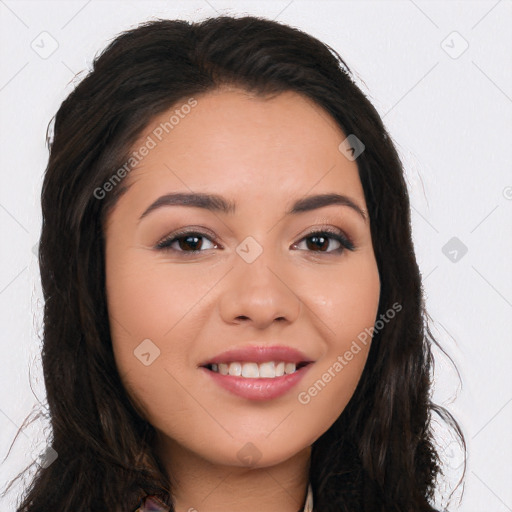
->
[104,88,380,469]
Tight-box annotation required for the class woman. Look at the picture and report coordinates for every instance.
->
[9,15,464,512]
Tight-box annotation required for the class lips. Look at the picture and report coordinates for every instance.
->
[199,344,314,366]
[198,345,315,400]
[201,363,312,400]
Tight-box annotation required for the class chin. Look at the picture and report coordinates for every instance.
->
[200,438,310,470]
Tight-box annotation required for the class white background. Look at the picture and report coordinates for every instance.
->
[0,1,511,511]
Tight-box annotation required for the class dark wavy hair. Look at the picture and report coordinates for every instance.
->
[5,14,465,512]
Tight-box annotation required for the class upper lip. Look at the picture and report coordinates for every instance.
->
[199,345,314,366]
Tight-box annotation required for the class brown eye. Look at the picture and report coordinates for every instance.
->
[293,230,355,254]
[156,231,217,252]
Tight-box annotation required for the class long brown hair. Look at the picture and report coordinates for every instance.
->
[6,15,465,511]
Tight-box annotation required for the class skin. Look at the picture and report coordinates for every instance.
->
[104,87,381,512]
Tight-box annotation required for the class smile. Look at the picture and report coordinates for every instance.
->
[205,361,310,378]
[201,362,313,401]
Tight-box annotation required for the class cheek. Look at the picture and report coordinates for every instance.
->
[105,252,219,418]
[106,253,211,356]
[295,254,380,423]
[310,252,381,345]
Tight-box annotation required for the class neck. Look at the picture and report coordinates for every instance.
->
[156,436,311,512]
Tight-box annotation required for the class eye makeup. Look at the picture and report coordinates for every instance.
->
[154,225,356,256]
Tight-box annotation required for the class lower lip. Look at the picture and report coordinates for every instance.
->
[201,365,312,401]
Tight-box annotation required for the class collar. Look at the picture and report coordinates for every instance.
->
[301,482,314,512]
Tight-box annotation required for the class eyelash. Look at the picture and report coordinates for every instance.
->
[155,227,355,256]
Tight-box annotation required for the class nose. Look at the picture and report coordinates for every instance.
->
[218,254,301,329]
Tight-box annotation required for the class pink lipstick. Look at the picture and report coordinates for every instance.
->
[199,345,314,401]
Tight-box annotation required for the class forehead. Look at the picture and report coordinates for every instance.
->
[119,88,365,211]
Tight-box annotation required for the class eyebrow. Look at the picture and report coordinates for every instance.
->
[138,192,367,222]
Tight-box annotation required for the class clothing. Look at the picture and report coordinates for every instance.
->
[302,481,314,512]
[134,496,168,512]
[134,482,314,511]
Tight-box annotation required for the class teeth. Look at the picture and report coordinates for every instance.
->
[284,362,296,375]
[210,361,299,378]
[229,362,242,376]
[241,362,259,378]
[259,361,275,378]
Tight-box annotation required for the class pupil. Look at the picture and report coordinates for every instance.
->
[307,235,328,251]
[181,235,201,251]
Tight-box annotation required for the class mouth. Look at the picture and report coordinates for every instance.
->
[202,360,312,379]
[198,345,315,400]
[200,360,313,401]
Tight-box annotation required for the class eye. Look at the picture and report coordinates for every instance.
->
[292,228,355,254]
[156,229,218,253]
[155,227,355,255]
